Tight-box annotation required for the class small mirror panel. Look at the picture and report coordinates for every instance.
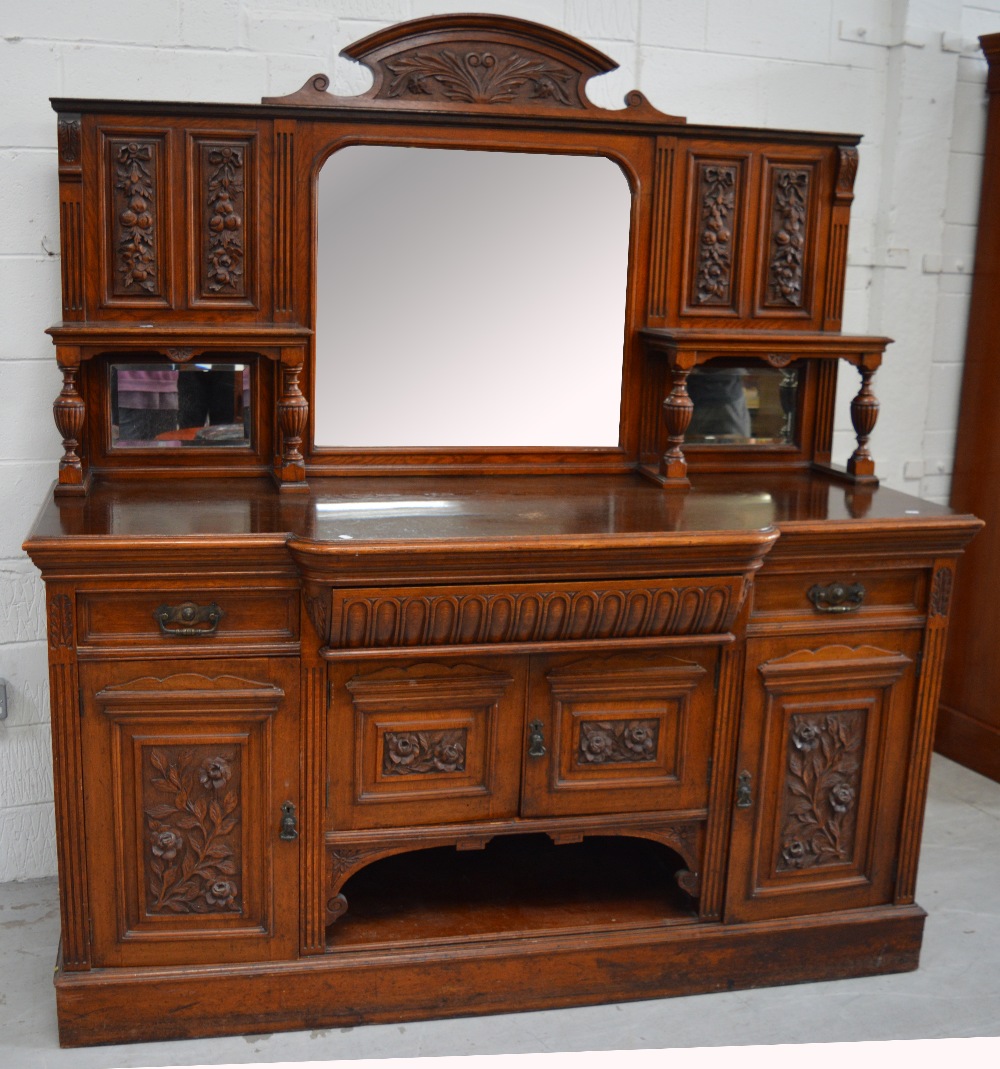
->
[111,362,251,448]
[314,145,631,449]
[686,366,798,445]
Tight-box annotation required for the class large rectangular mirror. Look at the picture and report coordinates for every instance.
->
[314,145,631,449]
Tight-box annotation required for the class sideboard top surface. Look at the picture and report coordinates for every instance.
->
[25,472,969,546]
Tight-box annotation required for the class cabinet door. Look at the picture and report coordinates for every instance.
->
[80,658,299,967]
[520,649,718,818]
[329,658,526,829]
[726,634,918,922]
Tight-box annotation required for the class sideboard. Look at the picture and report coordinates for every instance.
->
[23,14,981,1047]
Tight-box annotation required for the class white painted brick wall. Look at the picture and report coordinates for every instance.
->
[0,0,995,880]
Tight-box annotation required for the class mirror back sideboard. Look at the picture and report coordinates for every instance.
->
[24,14,981,1047]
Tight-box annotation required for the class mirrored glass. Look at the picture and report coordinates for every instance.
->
[685,366,798,445]
[314,145,631,448]
[111,362,250,448]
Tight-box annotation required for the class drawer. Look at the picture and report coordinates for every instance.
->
[77,587,299,649]
[750,570,925,629]
[328,575,749,650]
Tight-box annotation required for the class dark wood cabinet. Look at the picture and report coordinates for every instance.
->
[24,13,981,1048]
[937,32,1000,783]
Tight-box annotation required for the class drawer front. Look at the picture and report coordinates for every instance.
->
[77,587,299,649]
[329,576,748,650]
[751,570,925,630]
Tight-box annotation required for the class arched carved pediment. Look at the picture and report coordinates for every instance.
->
[263,14,685,123]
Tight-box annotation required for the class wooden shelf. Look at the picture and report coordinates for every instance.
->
[327,834,697,951]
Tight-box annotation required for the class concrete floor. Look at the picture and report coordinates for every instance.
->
[1,754,998,1069]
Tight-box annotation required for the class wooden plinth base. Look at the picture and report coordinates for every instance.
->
[936,703,1000,783]
[54,905,925,1047]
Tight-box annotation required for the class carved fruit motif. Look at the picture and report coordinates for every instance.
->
[114,141,157,294]
[204,145,245,294]
[767,168,810,306]
[695,165,736,304]
[143,747,241,914]
[776,711,863,871]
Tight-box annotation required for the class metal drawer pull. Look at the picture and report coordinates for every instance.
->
[279,801,298,841]
[153,601,224,636]
[807,582,865,614]
[527,720,546,758]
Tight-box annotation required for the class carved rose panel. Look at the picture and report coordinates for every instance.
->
[382,729,468,775]
[381,46,578,107]
[110,138,161,297]
[142,745,242,915]
[776,710,864,872]
[765,167,810,307]
[199,140,248,298]
[577,719,659,764]
[694,164,737,306]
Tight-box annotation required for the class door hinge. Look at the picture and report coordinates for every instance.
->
[325,776,330,809]
[706,756,713,784]
[714,657,722,693]
[88,917,94,946]
[79,687,85,718]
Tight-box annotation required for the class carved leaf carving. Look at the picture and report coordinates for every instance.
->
[48,594,74,650]
[776,711,863,872]
[142,746,242,915]
[930,567,953,617]
[384,48,575,106]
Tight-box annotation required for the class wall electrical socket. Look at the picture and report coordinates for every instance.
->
[0,678,8,721]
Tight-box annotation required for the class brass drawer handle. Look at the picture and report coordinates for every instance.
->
[807,582,865,614]
[154,601,224,637]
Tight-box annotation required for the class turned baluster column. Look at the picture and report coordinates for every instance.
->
[277,347,309,491]
[659,354,697,486]
[846,352,881,482]
[53,346,88,495]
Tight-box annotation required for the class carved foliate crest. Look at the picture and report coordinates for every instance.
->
[263,15,685,123]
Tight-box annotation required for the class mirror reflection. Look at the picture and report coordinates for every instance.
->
[314,145,631,448]
[686,366,798,445]
[111,363,250,447]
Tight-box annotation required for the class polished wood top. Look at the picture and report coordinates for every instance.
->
[25,472,973,545]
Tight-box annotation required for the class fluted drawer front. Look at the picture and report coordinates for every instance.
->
[329,576,747,650]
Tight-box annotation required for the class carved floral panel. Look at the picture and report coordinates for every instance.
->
[199,140,248,298]
[577,718,659,765]
[110,138,160,297]
[776,709,864,872]
[694,164,737,306]
[766,167,810,307]
[142,745,242,915]
[382,729,468,775]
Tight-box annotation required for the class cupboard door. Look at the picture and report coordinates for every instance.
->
[726,635,918,922]
[329,659,526,829]
[520,649,717,818]
[80,658,299,967]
